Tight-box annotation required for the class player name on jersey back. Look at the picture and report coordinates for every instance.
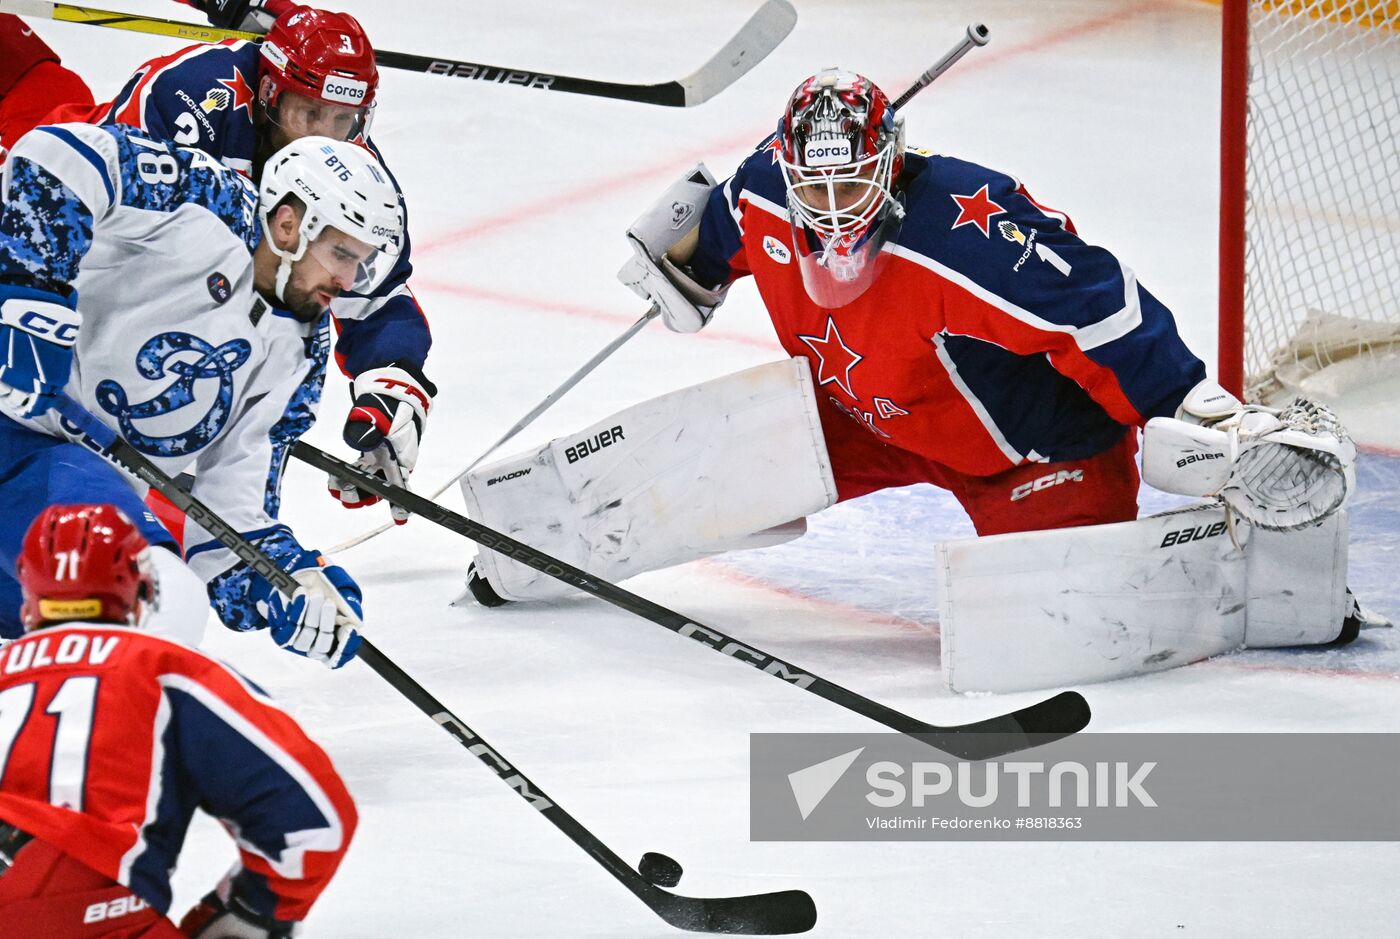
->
[0,632,123,675]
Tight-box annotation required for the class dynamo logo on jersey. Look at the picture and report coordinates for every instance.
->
[94,331,252,457]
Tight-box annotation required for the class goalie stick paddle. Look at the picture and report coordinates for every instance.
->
[329,305,662,554]
[294,442,1093,760]
[0,0,798,107]
[50,395,817,935]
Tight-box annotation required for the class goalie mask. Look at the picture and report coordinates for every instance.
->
[778,68,906,308]
[258,136,404,308]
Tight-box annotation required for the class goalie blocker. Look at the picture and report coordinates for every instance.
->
[461,359,836,602]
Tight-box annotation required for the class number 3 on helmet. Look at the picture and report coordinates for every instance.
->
[259,5,380,142]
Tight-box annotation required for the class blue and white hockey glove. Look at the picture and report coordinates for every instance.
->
[0,284,81,419]
[265,564,363,670]
[329,363,435,525]
[206,526,363,669]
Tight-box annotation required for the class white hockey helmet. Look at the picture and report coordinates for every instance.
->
[257,136,404,302]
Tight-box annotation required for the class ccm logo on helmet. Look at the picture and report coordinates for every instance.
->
[1010,469,1084,502]
[322,75,368,105]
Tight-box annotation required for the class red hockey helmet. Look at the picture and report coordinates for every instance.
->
[258,5,378,140]
[17,505,155,632]
[776,68,907,307]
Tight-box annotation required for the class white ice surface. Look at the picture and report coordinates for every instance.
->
[24,1,1400,935]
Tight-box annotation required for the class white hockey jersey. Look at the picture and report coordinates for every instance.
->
[0,122,327,584]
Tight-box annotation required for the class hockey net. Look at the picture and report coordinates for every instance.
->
[1220,1,1400,440]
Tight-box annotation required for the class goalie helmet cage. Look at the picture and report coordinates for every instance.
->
[1217,0,1400,411]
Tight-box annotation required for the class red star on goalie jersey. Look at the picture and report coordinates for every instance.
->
[798,315,864,399]
[950,184,1006,237]
[217,68,255,115]
[764,135,783,165]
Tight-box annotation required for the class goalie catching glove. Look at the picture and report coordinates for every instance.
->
[1143,380,1356,531]
[329,363,436,525]
[617,163,729,333]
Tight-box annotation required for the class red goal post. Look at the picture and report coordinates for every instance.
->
[1217,0,1399,422]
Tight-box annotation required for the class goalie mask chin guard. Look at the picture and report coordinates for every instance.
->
[778,67,906,307]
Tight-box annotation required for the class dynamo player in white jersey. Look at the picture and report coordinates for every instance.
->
[0,121,401,667]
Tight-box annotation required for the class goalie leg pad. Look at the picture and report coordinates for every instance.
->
[1242,510,1348,647]
[462,359,836,602]
[937,503,1250,693]
[937,504,1351,692]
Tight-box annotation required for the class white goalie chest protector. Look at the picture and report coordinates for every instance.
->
[936,503,1349,693]
[461,358,837,601]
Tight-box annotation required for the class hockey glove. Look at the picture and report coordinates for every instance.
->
[1144,395,1356,531]
[329,363,435,524]
[264,564,363,670]
[206,527,361,667]
[0,285,81,419]
[180,886,298,938]
[179,0,295,32]
[617,164,729,333]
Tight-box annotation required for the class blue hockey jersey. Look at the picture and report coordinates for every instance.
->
[688,137,1207,475]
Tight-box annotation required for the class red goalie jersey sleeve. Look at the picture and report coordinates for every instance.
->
[0,626,356,921]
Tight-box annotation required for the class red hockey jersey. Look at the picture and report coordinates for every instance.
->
[0,626,355,921]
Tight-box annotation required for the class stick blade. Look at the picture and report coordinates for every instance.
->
[651,886,817,934]
[679,0,798,106]
[913,690,1093,760]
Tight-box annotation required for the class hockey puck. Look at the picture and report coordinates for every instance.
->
[638,852,683,888]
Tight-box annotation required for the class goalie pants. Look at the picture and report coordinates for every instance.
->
[0,837,184,939]
[816,398,1141,536]
[0,15,98,158]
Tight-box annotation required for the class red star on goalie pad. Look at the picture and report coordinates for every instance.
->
[798,316,864,399]
[218,69,255,115]
[950,184,1006,237]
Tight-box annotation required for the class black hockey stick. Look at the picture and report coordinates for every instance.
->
[295,443,1092,760]
[1,0,798,107]
[52,395,816,935]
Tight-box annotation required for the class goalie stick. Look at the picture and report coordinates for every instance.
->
[0,0,798,107]
[50,394,817,935]
[330,305,662,553]
[332,22,993,553]
[294,442,1093,760]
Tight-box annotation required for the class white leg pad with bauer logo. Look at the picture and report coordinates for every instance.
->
[936,503,1349,693]
[461,359,837,602]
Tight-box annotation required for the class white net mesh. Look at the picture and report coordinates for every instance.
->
[1243,2,1400,405]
